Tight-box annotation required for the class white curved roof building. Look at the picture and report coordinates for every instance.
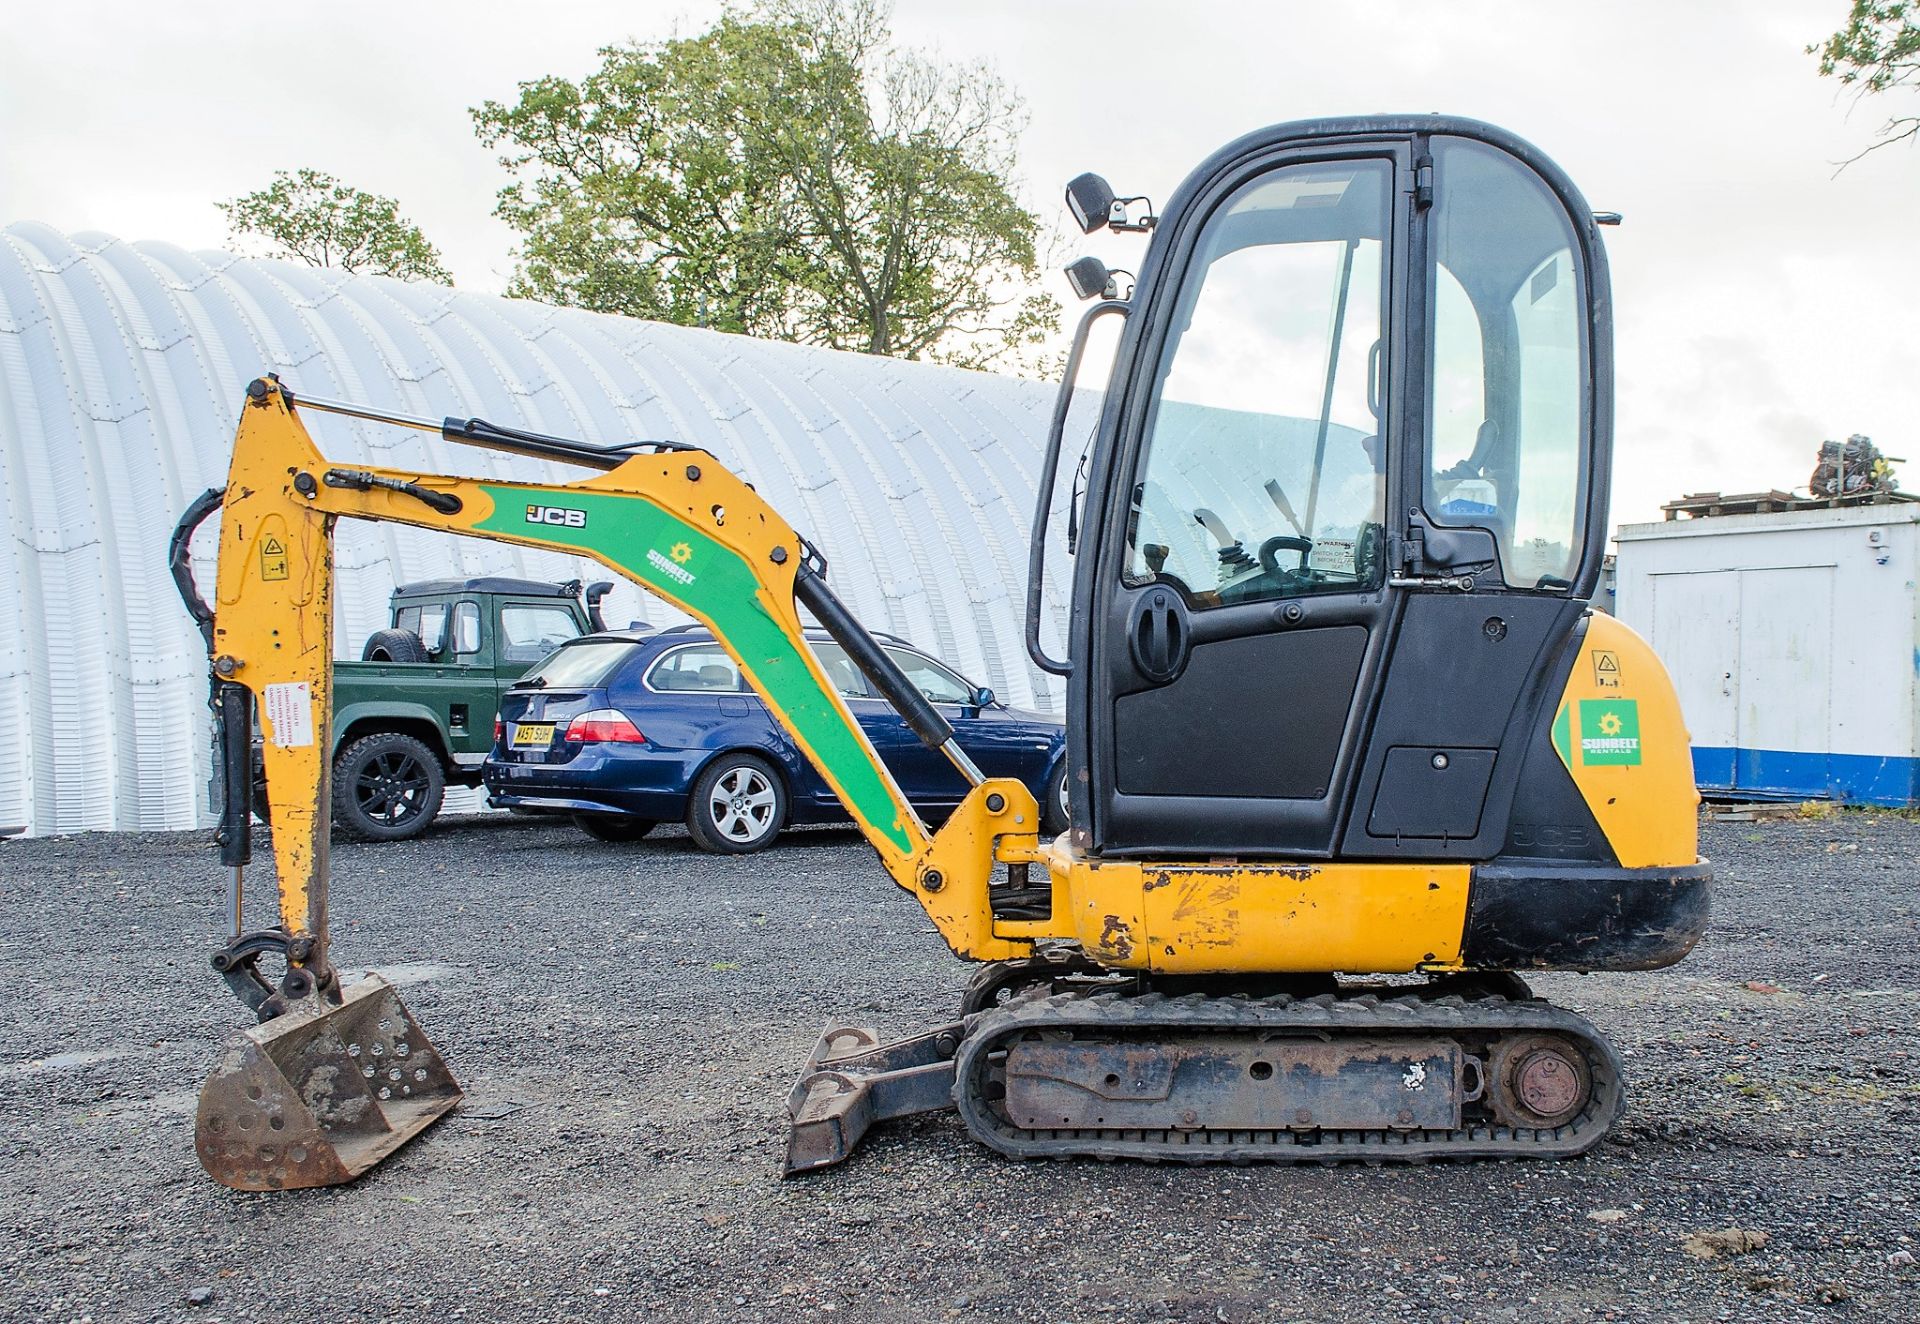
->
[0,223,1067,835]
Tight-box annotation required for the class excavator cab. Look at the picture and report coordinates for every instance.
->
[1043,119,1616,863]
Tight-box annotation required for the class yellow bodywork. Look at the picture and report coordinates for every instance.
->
[1002,847,1472,974]
[1549,613,1700,869]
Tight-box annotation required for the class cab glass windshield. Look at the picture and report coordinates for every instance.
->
[1126,158,1390,609]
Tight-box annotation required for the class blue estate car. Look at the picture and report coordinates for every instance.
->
[483,625,1069,853]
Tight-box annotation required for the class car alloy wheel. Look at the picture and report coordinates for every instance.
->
[684,751,789,854]
[331,732,446,841]
[1042,759,1072,836]
[709,765,777,844]
[356,750,432,826]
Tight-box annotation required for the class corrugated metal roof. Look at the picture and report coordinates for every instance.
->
[0,223,1071,835]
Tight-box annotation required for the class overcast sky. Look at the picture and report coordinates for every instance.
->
[3,0,1913,526]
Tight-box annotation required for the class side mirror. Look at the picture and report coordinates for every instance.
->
[1065,172,1117,234]
[1064,255,1110,302]
[969,686,995,709]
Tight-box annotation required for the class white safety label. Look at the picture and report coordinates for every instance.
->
[263,681,316,749]
[1310,538,1356,575]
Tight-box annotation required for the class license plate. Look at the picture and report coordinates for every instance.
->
[510,722,556,749]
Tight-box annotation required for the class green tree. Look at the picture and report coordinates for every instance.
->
[1812,2,1920,159]
[472,0,1057,371]
[218,169,454,283]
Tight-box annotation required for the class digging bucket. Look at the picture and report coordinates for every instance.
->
[194,974,462,1190]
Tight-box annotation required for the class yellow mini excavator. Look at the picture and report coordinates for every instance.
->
[170,117,1708,1191]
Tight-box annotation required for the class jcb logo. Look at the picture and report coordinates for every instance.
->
[525,504,587,529]
[1512,822,1591,851]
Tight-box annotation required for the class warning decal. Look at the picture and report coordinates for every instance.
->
[260,536,289,581]
[263,681,315,749]
[1591,650,1621,688]
[1578,698,1641,766]
[1309,538,1356,575]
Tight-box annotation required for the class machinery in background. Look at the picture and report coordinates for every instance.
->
[1810,433,1900,500]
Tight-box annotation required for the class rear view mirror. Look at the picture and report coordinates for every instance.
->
[1065,255,1111,302]
[1065,172,1118,233]
[970,686,995,709]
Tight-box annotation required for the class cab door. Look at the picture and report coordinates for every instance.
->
[1072,121,1611,863]
[1079,146,1412,858]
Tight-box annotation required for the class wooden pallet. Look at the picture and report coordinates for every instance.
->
[1662,488,1916,520]
[1706,803,1804,823]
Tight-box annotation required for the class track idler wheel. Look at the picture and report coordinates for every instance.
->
[1488,1034,1593,1128]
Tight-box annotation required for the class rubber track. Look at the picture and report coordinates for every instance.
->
[951,989,1625,1165]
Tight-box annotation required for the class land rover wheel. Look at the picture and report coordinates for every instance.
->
[332,732,445,841]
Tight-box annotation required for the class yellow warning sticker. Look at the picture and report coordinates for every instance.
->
[260,536,289,581]
[1592,650,1621,688]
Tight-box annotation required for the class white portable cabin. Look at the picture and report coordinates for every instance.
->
[1613,499,1920,806]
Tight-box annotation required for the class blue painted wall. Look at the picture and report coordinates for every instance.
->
[1692,746,1920,807]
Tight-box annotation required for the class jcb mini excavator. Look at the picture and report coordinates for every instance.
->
[171,116,1708,1190]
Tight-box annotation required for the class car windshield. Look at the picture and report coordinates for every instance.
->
[515,639,640,689]
[882,647,974,704]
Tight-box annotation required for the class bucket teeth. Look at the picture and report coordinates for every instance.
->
[194,974,462,1190]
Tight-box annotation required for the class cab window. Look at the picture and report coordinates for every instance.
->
[499,604,581,665]
[1125,158,1391,609]
[1427,136,1587,588]
[453,601,482,656]
[395,603,449,657]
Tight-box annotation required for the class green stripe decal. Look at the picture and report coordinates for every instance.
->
[476,486,914,855]
[1551,701,1572,767]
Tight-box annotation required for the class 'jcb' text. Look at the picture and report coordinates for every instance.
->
[525,505,587,529]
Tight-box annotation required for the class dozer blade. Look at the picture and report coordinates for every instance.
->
[784,1022,961,1176]
[195,975,461,1190]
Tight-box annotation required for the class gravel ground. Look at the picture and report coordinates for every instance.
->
[2,810,1917,1323]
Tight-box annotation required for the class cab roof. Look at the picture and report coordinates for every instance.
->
[391,577,580,600]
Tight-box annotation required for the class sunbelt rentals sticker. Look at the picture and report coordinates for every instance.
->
[647,541,696,586]
[1578,698,1641,766]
